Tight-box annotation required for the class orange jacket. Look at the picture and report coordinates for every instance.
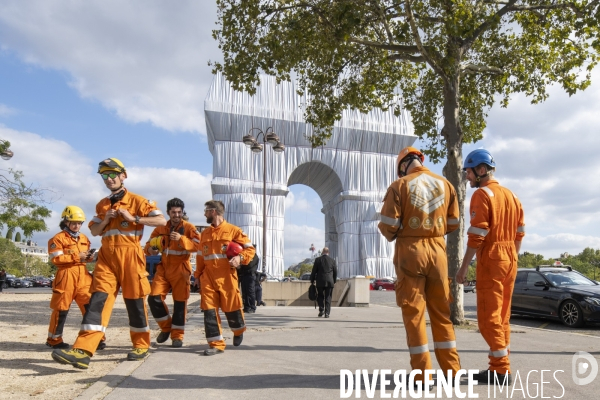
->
[378,166,460,241]
[195,220,255,280]
[48,231,91,268]
[467,179,525,250]
[144,220,201,272]
[88,189,162,247]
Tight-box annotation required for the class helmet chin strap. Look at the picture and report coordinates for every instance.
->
[472,168,489,188]
[399,156,419,177]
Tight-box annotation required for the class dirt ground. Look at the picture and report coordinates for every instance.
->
[0,292,202,400]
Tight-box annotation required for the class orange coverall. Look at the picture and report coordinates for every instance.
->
[72,189,162,355]
[195,220,255,351]
[145,220,201,341]
[378,166,461,380]
[47,231,105,346]
[467,179,525,374]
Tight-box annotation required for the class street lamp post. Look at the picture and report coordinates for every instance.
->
[0,139,14,160]
[243,127,285,274]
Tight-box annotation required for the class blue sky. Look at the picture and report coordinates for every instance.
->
[1,1,600,268]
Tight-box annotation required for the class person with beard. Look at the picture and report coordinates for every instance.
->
[456,149,525,385]
[145,198,201,347]
[195,200,255,355]
[45,206,106,351]
[51,158,166,369]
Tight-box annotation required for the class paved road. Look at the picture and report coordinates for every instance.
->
[1,286,52,294]
[370,289,600,337]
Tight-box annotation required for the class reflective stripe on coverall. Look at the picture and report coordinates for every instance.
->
[145,220,201,341]
[47,231,106,346]
[73,189,161,356]
[378,166,461,381]
[468,180,525,374]
[195,221,255,350]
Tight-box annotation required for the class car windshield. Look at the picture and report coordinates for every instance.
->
[542,271,596,286]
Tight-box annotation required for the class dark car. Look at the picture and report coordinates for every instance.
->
[32,277,52,287]
[371,278,395,291]
[299,273,312,281]
[511,266,600,327]
[11,278,24,288]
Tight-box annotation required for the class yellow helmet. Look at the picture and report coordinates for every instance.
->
[61,206,86,222]
[149,236,166,252]
[98,158,127,177]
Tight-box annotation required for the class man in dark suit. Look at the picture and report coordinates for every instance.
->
[310,247,337,318]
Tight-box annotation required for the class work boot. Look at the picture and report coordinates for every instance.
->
[127,348,149,361]
[318,311,324,317]
[474,370,512,386]
[203,348,224,356]
[172,340,183,348]
[233,333,243,347]
[325,314,330,318]
[246,309,256,314]
[46,341,69,349]
[259,301,266,306]
[96,341,107,351]
[51,348,90,369]
[156,331,170,344]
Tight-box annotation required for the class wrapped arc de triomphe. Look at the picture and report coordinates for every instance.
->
[204,73,416,278]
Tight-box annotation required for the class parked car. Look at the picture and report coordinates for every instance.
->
[299,273,312,281]
[511,266,600,328]
[265,273,280,282]
[32,277,52,287]
[464,281,476,293]
[11,278,25,288]
[371,278,395,291]
[281,277,299,282]
[21,279,33,288]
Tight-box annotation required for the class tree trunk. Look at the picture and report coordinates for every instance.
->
[442,76,467,325]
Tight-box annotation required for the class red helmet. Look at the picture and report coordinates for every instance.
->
[226,241,243,259]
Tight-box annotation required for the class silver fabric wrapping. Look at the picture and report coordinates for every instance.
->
[204,73,416,278]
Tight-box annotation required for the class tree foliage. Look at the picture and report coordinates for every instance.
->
[0,238,24,276]
[212,0,599,323]
[213,0,598,152]
[0,169,52,237]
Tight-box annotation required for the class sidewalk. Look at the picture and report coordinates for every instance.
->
[79,305,600,399]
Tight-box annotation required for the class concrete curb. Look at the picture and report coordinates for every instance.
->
[76,358,148,400]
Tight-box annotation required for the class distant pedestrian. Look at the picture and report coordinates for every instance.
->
[456,149,525,386]
[255,271,267,306]
[310,247,337,318]
[238,247,259,313]
[0,269,6,292]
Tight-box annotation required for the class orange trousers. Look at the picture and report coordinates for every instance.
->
[395,237,461,381]
[476,243,518,374]
[200,268,245,350]
[47,266,104,346]
[148,263,191,341]
[73,245,151,356]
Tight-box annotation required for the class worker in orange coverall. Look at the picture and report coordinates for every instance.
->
[378,146,461,386]
[145,197,201,348]
[46,206,106,351]
[195,200,255,356]
[456,149,525,386]
[51,158,166,369]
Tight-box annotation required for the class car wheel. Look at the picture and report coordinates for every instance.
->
[560,300,584,328]
[472,288,476,294]
[378,286,383,291]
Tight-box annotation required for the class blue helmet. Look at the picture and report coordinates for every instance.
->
[463,149,495,170]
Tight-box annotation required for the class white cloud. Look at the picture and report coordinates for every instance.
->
[0,125,212,248]
[0,0,220,134]
[522,233,600,258]
[284,223,324,268]
[0,103,17,117]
